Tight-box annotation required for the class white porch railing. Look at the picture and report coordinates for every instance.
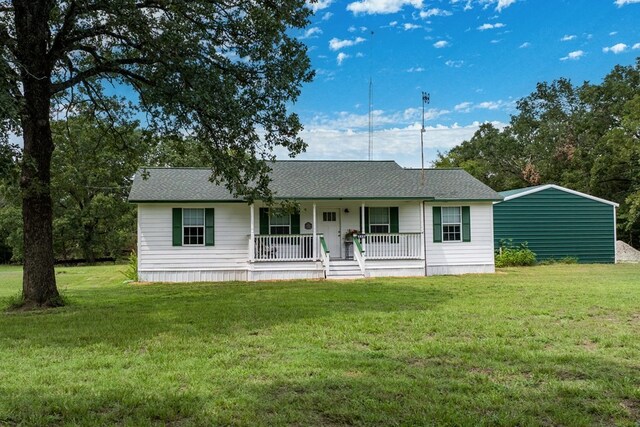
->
[253,234,315,261]
[319,235,330,277]
[352,236,366,275]
[365,233,422,259]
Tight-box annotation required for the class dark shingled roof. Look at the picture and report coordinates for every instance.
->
[128,161,502,202]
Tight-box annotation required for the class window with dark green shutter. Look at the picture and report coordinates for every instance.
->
[259,208,300,235]
[172,208,215,246]
[433,206,471,243]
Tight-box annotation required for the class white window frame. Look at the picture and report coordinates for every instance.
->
[182,208,205,246]
[369,207,390,234]
[441,206,462,242]
[269,211,291,235]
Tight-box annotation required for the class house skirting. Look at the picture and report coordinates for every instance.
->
[426,263,495,276]
[139,269,248,283]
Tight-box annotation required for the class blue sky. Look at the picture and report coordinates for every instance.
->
[288,0,640,167]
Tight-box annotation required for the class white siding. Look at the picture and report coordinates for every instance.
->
[424,202,495,275]
[138,203,250,272]
[136,200,496,281]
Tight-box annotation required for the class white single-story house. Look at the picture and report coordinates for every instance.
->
[128,161,503,282]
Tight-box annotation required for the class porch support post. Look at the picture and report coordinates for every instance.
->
[312,203,317,260]
[420,201,425,260]
[361,202,366,253]
[249,203,255,262]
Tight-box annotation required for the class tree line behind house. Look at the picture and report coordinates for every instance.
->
[0,105,212,264]
[436,58,640,247]
[1,59,639,264]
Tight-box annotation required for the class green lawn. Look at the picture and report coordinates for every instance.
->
[1,264,639,426]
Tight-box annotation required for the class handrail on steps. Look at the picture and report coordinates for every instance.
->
[319,235,330,278]
[352,236,366,276]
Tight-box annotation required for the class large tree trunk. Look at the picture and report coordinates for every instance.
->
[14,0,61,308]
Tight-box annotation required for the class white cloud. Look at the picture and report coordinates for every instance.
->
[346,0,423,15]
[389,20,398,26]
[453,99,513,112]
[300,27,323,39]
[454,101,473,112]
[403,23,422,30]
[560,50,584,60]
[633,43,640,49]
[445,59,464,67]
[519,42,531,48]
[419,8,453,18]
[284,120,507,167]
[336,52,350,65]
[407,67,425,72]
[561,34,576,41]
[433,40,450,48]
[307,0,333,12]
[477,22,505,31]
[329,37,366,51]
[307,108,449,131]
[603,43,628,53]
[609,31,618,36]
[614,0,640,5]
[495,0,516,12]
[322,12,333,20]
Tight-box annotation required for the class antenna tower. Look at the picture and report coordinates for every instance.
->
[421,91,430,184]
[368,30,374,161]
[368,77,373,160]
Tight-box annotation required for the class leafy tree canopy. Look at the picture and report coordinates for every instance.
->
[0,0,315,307]
[436,58,640,246]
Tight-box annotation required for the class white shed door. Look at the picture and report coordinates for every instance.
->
[318,209,341,257]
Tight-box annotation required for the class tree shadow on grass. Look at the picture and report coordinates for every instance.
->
[0,280,452,349]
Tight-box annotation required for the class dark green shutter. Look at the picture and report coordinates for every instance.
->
[259,208,269,235]
[205,208,215,246]
[172,208,182,246]
[390,207,399,233]
[462,206,471,242]
[432,207,442,243]
[291,212,300,235]
[364,207,370,233]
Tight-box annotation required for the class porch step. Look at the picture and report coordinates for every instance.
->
[327,260,365,279]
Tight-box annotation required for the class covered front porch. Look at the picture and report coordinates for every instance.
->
[246,200,425,278]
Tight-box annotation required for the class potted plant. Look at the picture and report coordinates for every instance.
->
[344,229,359,242]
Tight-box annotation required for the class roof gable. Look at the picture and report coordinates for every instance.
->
[498,184,619,207]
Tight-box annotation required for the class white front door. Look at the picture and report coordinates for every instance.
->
[318,209,341,258]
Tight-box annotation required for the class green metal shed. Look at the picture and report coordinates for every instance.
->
[493,184,618,263]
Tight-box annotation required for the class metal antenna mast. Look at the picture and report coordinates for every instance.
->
[368,77,373,160]
[421,91,430,185]
[368,31,374,161]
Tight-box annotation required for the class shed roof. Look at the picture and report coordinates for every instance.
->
[498,184,619,207]
[128,160,502,202]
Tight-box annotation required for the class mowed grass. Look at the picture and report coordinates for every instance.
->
[1,264,639,426]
